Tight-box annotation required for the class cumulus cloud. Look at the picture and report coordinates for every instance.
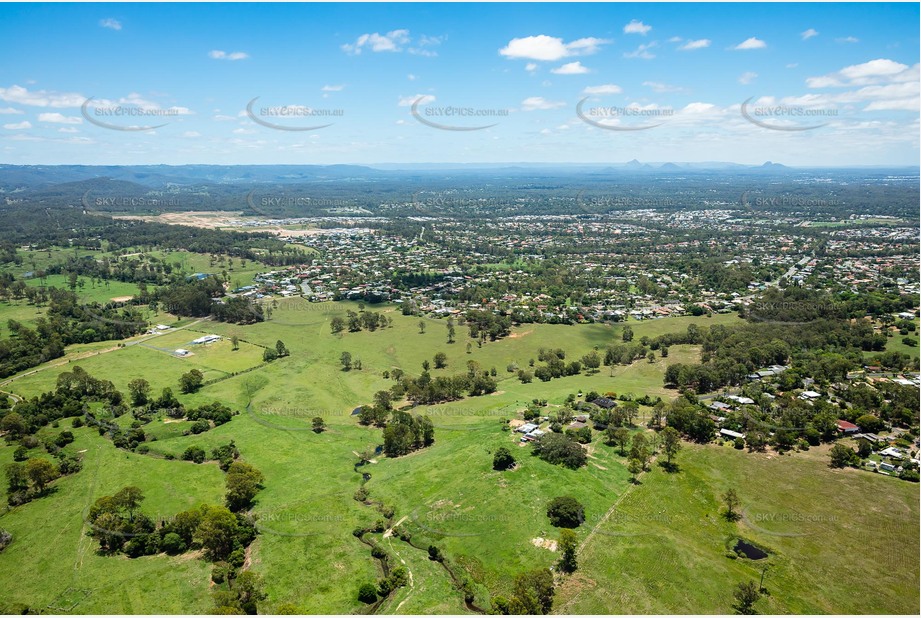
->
[583,84,622,95]
[0,84,85,108]
[0,107,23,114]
[209,50,249,60]
[801,28,819,40]
[99,18,122,31]
[398,94,435,106]
[38,112,82,124]
[738,72,758,85]
[623,20,652,35]
[341,29,410,54]
[521,96,565,111]
[624,42,657,59]
[679,39,710,51]
[643,81,684,93]
[321,85,345,92]
[3,121,31,130]
[836,36,859,44]
[499,35,610,61]
[551,61,590,75]
[734,37,767,50]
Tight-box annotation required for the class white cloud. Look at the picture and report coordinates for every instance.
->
[0,107,23,114]
[525,63,538,73]
[100,18,122,31]
[801,28,819,40]
[624,42,657,59]
[807,59,915,88]
[398,94,435,106]
[836,36,859,44]
[3,121,31,130]
[0,84,85,108]
[679,39,710,51]
[498,35,610,61]
[551,61,590,75]
[321,85,345,92]
[209,50,249,61]
[38,112,82,124]
[786,63,799,69]
[182,131,201,138]
[58,127,79,133]
[213,114,235,121]
[232,128,256,135]
[624,20,652,35]
[738,72,758,85]
[681,102,717,114]
[583,84,622,95]
[643,81,684,93]
[341,29,410,54]
[521,96,565,111]
[734,37,767,50]
[668,36,683,43]
[407,74,417,81]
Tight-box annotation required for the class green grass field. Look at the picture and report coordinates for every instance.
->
[0,301,917,614]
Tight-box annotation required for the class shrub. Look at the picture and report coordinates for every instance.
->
[357,583,378,604]
[182,446,207,464]
[161,532,186,555]
[546,496,585,528]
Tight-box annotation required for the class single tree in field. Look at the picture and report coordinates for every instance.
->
[418,320,426,334]
[275,340,289,357]
[128,378,151,406]
[179,369,205,394]
[732,580,761,615]
[330,316,345,334]
[422,360,430,371]
[25,458,58,493]
[607,427,631,455]
[557,528,578,573]
[340,351,352,371]
[630,432,651,470]
[230,335,240,351]
[493,447,516,471]
[723,488,741,521]
[627,458,642,483]
[446,318,456,344]
[660,426,682,469]
[622,324,634,342]
[433,352,448,369]
[312,417,326,433]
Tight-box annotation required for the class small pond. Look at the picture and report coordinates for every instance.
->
[734,539,768,560]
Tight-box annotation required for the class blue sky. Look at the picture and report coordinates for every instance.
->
[1,2,918,166]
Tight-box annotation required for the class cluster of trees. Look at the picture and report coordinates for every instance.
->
[330,310,393,334]
[381,410,435,457]
[182,441,240,468]
[662,315,898,394]
[1,367,121,441]
[156,277,263,324]
[5,455,75,506]
[0,289,147,378]
[532,433,586,469]
[465,309,512,342]
[86,487,259,566]
[262,340,289,362]
[490,568,555,615]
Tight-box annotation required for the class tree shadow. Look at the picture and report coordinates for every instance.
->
[658,461,681,474]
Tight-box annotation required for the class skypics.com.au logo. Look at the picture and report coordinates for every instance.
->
[246,97,343,131]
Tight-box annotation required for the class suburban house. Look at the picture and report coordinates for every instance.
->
[592,397,617,409]
[837,420,860,434]
[720,428,745,440]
